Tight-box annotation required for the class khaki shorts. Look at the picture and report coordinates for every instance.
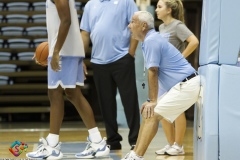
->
[154,76,200,123]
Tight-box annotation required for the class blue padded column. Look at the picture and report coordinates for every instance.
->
[218,0,240,65]
[219,65,240,160]
[199,0,221,65]
[194,64,219,160]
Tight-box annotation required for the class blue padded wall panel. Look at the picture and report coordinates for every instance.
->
[199,0,221,65]
[218,0,240,65]
[219,65,240,160]
[194,64,219,160]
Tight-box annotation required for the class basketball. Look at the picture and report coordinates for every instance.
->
[35,41,49,66]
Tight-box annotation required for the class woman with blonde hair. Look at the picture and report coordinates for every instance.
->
[155,0,199,156]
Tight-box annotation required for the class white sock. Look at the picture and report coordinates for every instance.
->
[46,133,59,147]
[88,127,102,143]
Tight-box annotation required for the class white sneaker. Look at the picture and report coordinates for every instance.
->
[155,144,171,155]
[26,138,63,159]
[75,137,110,159]
[121,151,144,160]
[166,142,185,156]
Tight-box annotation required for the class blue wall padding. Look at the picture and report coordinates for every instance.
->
[199,0,221,65]
[194,64,219,160]
[218,0,240,65]
[219,65,240,160]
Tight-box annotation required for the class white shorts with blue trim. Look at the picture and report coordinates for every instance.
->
[154,76,200,123]
[47,56,84,89]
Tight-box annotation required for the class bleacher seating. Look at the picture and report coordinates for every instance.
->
[0,15,3,22]
[0,39,4,48]
[1,26,24,36]
[26,26,47,36]
[0,76,11,85]
[0,0,201,122]
[0,64,18,72]
[6,2,30,11]
[0,3,3,11]
[31,14,46,23]
[5,14,30,23]
[0,0,98,122]
[6,38,31,48]
[0,52,11,60]
[32,2,45,11]
[17,52,35,60]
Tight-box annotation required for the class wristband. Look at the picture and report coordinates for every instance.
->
[147,98,151,102]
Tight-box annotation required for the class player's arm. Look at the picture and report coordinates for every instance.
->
[54,0,71,54]
[50,0,71,71]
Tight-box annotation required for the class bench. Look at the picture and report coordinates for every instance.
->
[0,106,50,121]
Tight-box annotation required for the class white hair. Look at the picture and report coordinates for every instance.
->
[135,11,154,29]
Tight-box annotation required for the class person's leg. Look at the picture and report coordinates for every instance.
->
[66,86,111,158]
[92,63,122,149]
[26,86,64,159]
[164,113,186,156]
[112,54,140,146]
[134,114,163,156]
[48,86,64,135]
[65,86,96,129]
[174,112,186,146]
[64,83,110,159]
[160,119,175,145]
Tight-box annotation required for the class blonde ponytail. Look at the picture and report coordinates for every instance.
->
[163,0,185,23]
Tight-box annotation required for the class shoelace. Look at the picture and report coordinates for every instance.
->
[171,145,182,151]
[85,142,91,149]
[81,142,94,154]
[164,145,170,150]
[34,138,48,154]
[35,145,48,156]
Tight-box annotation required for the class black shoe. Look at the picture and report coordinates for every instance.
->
[130,145,136,150]
[108,143,121,150]
[109,145,121,150]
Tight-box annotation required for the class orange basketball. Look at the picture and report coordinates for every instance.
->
[35,41,49,66]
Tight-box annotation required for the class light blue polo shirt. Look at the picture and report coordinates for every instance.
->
[142,29,196,97]
[80,0,138,64]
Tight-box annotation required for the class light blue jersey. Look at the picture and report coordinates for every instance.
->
[80,0,138,64]
[142,29,196,97]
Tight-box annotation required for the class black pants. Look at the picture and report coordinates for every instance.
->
[92,54,140,147]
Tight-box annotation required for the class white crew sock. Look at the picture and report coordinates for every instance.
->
[88,127,102,143]
[46,133,59,147]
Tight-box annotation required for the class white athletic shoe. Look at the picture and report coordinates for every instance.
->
[155,144,171,155]
[166,142,185,156]
[26,137,63,159]
[121,151,144,160]
[75,137,110,159]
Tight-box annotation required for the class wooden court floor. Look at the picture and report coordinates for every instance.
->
[0,121,194,160]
